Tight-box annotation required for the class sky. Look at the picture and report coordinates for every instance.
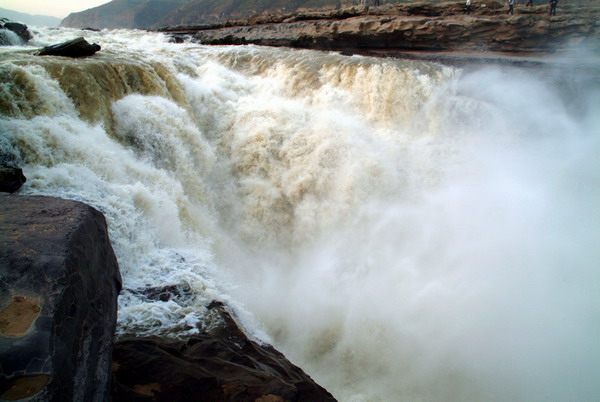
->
[1,0,110,18]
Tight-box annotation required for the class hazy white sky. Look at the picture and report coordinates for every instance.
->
[1,0,110,18]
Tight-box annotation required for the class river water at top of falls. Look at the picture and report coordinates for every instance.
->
[1,27,599,401]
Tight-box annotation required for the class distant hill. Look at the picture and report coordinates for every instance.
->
[59,0,600,30]
[61,0,372,29]
[0,7,62,27]
[155,0,349,27]
[61,0,191,29]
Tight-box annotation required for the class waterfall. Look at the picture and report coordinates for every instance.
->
[0,28,25,46]
[2,27,599,401]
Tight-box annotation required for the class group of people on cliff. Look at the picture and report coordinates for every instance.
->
[464,0,559,16]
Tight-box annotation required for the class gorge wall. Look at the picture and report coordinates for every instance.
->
[61,0,364,30]
[162,1,600,53]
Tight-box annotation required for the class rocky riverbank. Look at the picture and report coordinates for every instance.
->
[0,195,121,400]
[0,191,334,400]
[160,0,600,53]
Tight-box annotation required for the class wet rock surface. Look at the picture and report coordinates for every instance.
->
[0,18,32,45]
[112,301,337,402]
[37,37,102,58]
[0,195,122,401]
[0,165,26,194]
[161,1,600,53]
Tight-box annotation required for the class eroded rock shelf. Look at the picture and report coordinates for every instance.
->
[160,0,600,54]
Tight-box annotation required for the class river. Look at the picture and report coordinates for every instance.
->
[1,27,599,401]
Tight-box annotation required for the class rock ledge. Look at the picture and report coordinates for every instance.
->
[160,1,600,53]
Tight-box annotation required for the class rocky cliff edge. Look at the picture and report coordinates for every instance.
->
[160,1,600,53]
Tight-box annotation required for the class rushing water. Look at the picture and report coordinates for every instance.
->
[1,27,599,401]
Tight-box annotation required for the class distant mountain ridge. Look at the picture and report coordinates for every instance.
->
[61,0,190,29]
[60,0,374,29]
[156,0,348,27]
[59,0,600,29]
[68,0,598,30]
[0,7,61,27]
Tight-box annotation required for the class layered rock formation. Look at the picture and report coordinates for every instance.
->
[61,0,363,30]
[154,0,353,28]
[161,1,600,53]
[0,195,122,401]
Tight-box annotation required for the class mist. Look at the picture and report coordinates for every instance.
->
[2,28,599,401]
[216,64,600,401]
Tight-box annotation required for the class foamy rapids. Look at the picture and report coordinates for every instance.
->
[1,27,599,401]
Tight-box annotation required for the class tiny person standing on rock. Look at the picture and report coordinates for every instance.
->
[465,0,472,15]
[507,0,515,14]
[526,0,533,5]
[549,0,558,15]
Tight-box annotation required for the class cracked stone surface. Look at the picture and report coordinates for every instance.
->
[0,194,122,401]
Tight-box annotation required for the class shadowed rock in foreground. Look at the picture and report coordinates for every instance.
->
[0,194,335,401]
[161,0,600,53]
[113,301,337,402]
[0,195,121,401]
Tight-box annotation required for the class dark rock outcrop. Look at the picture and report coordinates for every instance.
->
[37,37,101,58]
[112,301,336,401]
[162,1,600,53]
[0,195,122,401]
[0,18,32,45]
[0,165,26,193]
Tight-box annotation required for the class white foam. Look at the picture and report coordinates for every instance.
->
[1,27,599,401]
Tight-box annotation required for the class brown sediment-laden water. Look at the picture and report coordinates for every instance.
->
[1,27,599,401]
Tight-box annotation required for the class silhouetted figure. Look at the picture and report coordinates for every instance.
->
[465,0,472,15]
[507,0,514,14]
[526,0,533,5]
[549,0,557,15]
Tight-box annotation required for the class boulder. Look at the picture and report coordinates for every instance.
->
[0,18,32,45]
[37,37,101,58]
[0,195,122,401]
[112,301,337,401]
[0,164,26,193]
